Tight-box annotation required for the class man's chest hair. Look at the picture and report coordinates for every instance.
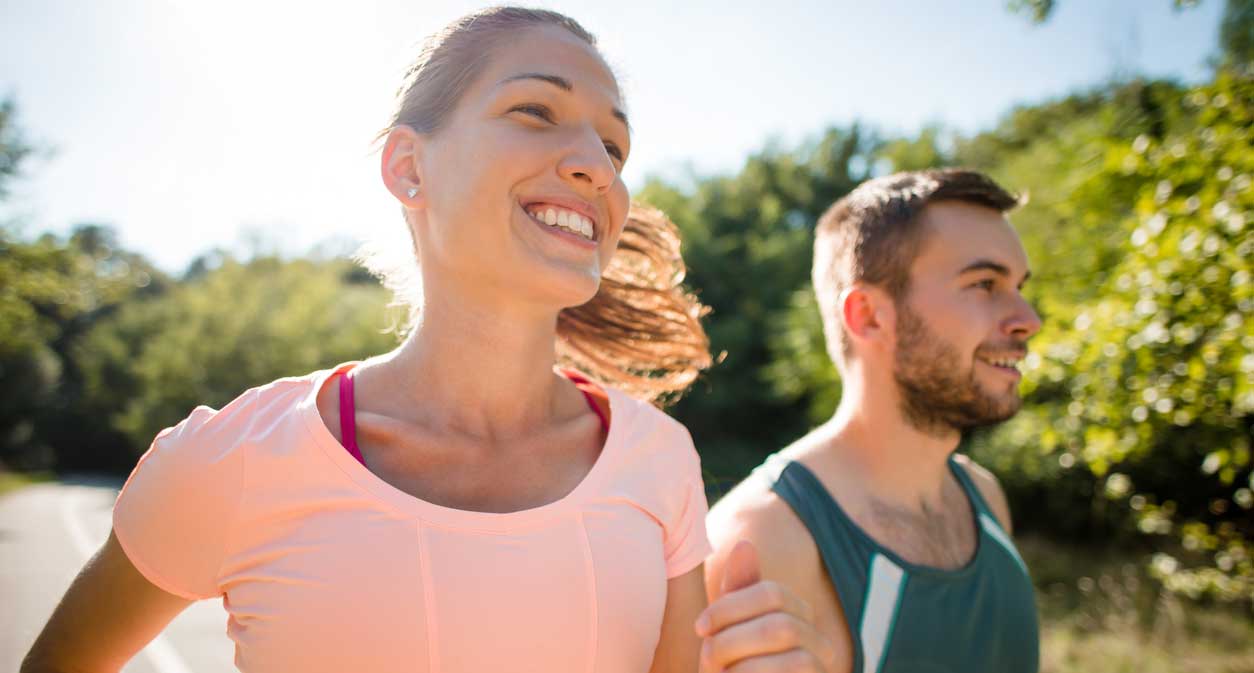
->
[857,487,978,570]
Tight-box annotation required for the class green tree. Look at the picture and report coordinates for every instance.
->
[0,99,32,201]
[0,101,173,470]
[0,224,169,470]
[747,68,1253,600]
[1009,0,1201,23]
[78,255,397,452]
[637,127,879,488]
[1221,0,1254,65]
[1001,69,1254,601]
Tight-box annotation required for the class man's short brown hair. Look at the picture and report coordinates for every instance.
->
[812,168,1019,369]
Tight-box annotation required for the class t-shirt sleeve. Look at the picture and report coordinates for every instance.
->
[662,426,712,579]
[112,398,248,600]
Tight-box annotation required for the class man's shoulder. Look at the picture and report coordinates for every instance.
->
[706,454,822,595]
[705,451,852,656]
[708,467,801,549]
[708,434,836,552]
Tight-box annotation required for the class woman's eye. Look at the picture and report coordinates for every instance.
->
[510,104,554,122]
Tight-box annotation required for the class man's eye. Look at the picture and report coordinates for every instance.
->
[972,279,996,292]
[510,104,554,122]
[604,142,624,162]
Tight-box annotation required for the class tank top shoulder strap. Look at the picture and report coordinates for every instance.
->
[947,454,1030,574]
[946,455,995,520]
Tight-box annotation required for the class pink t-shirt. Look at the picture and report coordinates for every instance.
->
[113,364,711,673]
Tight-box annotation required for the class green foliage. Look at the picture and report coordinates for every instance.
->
[1010,0,1201,24]
[0,98,32,200]
[1008,0,1055,24]
[1222,0,1254,66]
[762,288,842,426]
[726,71,1254,601]
[1025,69,1253,601]
[77,255,397,452]
[0,224,168,470]
[638,127,877,453]
[944,81,1194,536]
[959,69,1254,603]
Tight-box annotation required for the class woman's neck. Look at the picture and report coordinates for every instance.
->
[362,291,572,441]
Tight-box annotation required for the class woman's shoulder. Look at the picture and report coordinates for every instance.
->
[112,368,337,599]
[600,386,700,481]
[150,366,332,459]
[605,387,693,445]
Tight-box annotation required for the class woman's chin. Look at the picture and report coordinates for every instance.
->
[557,278,602,310]
[519,262,603,310]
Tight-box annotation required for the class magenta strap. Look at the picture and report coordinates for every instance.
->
[579,389,608,433]
[336,367,606,468]
[338,368,367,466]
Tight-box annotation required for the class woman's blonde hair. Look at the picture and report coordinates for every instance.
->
[358,7,711,404]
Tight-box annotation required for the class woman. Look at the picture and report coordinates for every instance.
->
[26,7,712,673]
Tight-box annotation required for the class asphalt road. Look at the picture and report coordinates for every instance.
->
[1,478,236,672]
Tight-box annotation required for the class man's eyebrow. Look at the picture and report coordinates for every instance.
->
[959,259,1032,285]
[959,260,1010,276]
[499,72,630,131]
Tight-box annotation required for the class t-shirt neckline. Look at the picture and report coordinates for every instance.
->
[297,362,627,531]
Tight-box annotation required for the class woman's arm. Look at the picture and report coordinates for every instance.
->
[648,565,707,673]
[22,530,192,673]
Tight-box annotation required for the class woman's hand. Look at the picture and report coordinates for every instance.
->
[696,541,837,672]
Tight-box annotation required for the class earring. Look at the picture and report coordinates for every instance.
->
[406,187,418,199]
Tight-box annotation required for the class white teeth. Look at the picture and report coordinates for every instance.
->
[527,205,595,241]
[981,356,1019,368]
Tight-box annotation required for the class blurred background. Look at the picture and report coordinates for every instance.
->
[1,0,1251,671]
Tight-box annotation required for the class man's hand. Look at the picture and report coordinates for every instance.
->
[695,540,836,672]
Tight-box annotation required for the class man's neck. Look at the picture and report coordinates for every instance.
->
[803,372,962,512]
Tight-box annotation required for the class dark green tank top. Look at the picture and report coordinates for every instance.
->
[762,454,1039,673]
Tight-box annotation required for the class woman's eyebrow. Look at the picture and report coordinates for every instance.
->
[502,72,572,91]
[499,72,630,132]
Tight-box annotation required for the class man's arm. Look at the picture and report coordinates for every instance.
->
[700,481,850,673]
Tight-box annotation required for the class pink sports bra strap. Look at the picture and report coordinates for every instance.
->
[338,368,367,466]
[581,389,609,432]
[336,366,608,468]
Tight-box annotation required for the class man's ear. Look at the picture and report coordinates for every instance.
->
[840,284,895,355]
[381,125,427,210]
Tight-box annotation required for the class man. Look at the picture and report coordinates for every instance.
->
[702,169,1042,673]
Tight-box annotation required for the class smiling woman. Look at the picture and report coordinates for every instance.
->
[22,7,719,673]
[361,7,709,402]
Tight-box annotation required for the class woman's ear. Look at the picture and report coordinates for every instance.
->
[381,125,427,210]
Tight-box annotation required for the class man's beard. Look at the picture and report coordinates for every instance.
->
[892,302,1024,437]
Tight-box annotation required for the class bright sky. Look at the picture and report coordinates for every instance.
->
[1,0,1225,272]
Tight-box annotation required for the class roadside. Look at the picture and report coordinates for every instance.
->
[0,477,235,673]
